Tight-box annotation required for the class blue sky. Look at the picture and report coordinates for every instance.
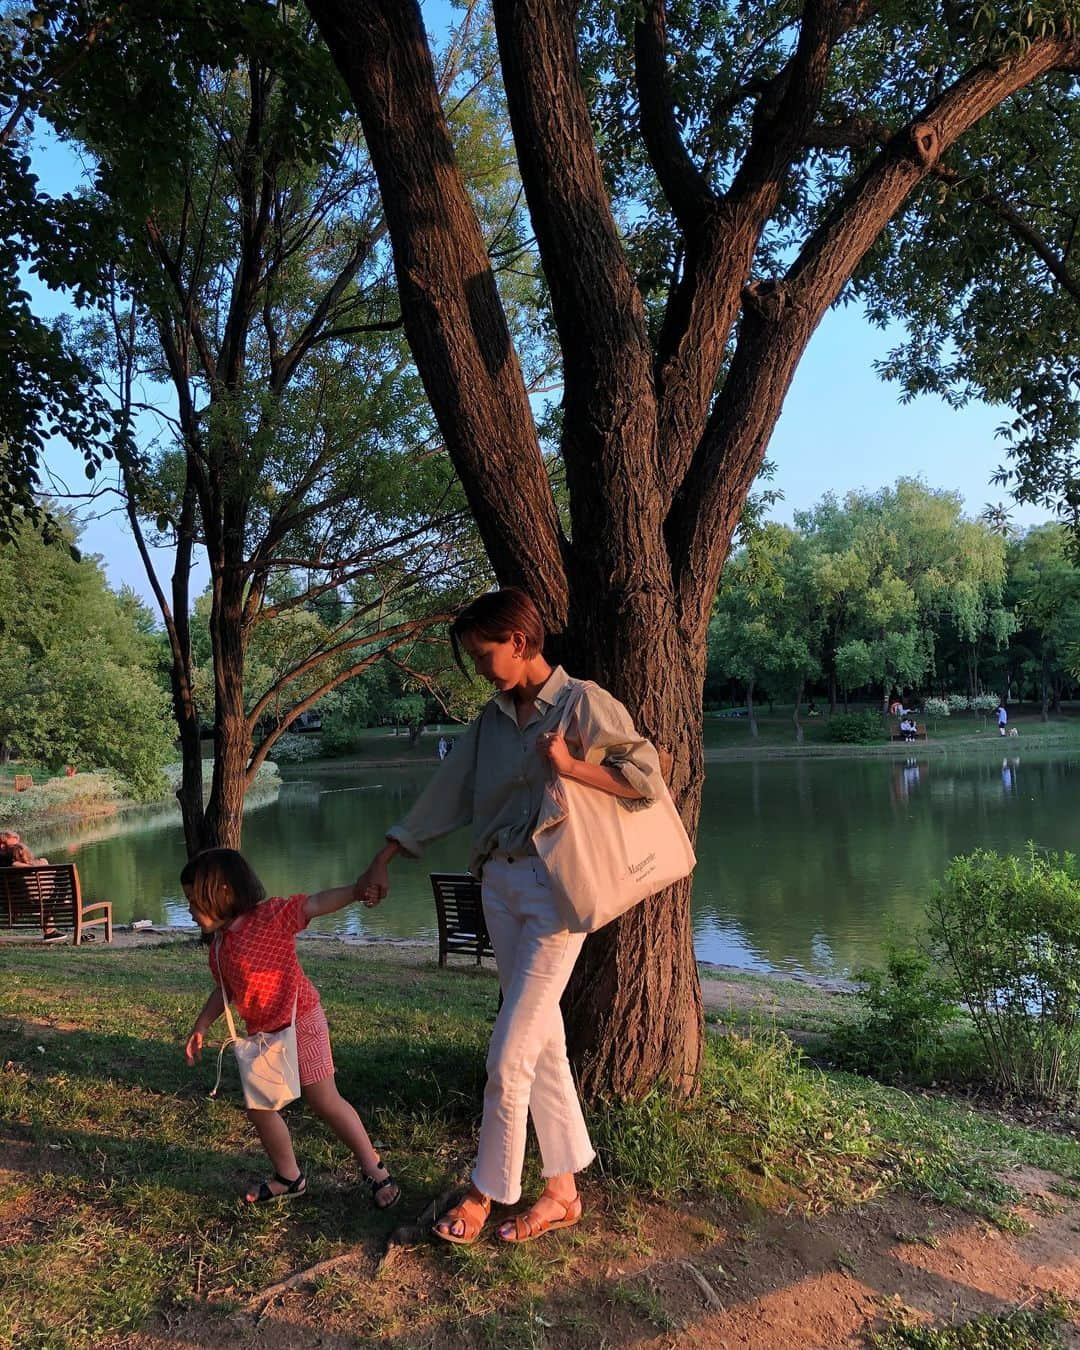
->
[26,4,1052,606]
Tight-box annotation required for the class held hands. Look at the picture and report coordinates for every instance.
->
[184,1029,205,1065]
[354,856,390,908]
[536,730,575,776]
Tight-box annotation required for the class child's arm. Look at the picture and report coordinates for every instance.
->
[303,882,361,921]
[185,987,225,1064]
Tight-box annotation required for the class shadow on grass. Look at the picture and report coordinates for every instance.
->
[1,1020,488,1220]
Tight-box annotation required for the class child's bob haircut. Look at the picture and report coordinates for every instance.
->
[450,587,546,676]
[182,848,265,926]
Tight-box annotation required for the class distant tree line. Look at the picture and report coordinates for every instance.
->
[708,480,1080,735]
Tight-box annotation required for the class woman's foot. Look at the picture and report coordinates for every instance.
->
[431,1185,491,1245]
[497,1189,581,1243]
[244,1171,307,1204]
[364,1159,401,1210]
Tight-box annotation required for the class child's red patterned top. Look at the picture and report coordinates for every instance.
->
[209,895,320,1033]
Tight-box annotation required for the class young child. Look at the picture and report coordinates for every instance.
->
[183,848,399,1208]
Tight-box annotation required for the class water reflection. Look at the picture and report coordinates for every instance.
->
[26,749,1080,979]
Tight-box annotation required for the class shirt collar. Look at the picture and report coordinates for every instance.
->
[493,664,572,720]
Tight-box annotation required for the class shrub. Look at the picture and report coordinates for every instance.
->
[827,710,884,744]
[970,692,1001,713]
[927,846,1080,1104]
[593,1031,877,1205]
[945,692,970,712]
[828,947,969,1083]
[266,733,323,764]
[0,771,122,826]
[923,696,950,719]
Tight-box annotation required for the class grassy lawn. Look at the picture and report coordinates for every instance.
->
[1,943,1077,1346]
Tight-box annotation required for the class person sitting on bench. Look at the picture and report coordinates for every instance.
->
[900,715,918,742]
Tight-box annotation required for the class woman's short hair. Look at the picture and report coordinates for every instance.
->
[182,848,265,926]
[450,587,545,674]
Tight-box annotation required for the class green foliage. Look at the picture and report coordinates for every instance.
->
[317,665,391,754]
[1008,526,1080,700]
[826,710,885,743]
[0,513,174,798]
[709,480,1020,712]
[0,109,121,542]
[829,947,967,1084]
[871,1300,1072,1349]
[0,771,122,827]
[927,846,1080,1104]
[266,732,322,764]
[593,1030,877,1206]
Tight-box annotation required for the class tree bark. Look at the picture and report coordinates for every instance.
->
[746,678,759,739]
[203,559,250,851]
[308,0,1080,1102]
[793,680,805,745]
[1041,651,1050,722]
[562,621,704,1099]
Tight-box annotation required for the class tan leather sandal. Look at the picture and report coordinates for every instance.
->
[431,1187,491,1246]
[497,1190,582,1243]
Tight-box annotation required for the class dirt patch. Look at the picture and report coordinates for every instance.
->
[104,1171,1080,1348]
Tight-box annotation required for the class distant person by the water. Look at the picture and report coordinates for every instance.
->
[182,848,401,1209]
[436,736,449,760]
[997,701,1008,736]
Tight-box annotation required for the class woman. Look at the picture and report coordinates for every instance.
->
[355,588,663,1245]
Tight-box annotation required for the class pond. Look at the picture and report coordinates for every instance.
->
[28,747,1080,978]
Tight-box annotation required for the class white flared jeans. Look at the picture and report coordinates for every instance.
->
[471,856,596,1204]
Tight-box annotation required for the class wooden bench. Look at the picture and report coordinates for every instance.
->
[429,872,494,967]
[0,864,112,944]
[890,729,928,742]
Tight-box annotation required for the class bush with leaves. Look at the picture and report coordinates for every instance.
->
[927,846,1080,1104]
[0,515,174,798]
[826,710,885,744]
[828,947,971,1085]
[266,733,323,765]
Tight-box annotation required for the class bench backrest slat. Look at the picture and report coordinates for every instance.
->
[0,865,79,928]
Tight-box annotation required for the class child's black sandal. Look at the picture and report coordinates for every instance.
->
[248,1171,307,1204]
[365,1161,400,1209]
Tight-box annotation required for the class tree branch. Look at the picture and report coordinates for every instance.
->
[245,612,450,735]
[305,0,567,623]
[633,1,715,229]
[937,167,1080,304]
[490,0,661,559]
[670,29,1080,639]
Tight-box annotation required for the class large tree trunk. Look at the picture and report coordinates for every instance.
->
[203,562,250,850]
[792,679,805,745]
[746,678,759,739]
[562,612,705,1098]
[308,0,1080,1101]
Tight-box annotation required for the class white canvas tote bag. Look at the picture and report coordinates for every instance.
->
[532,683,696,932]
[210,935,301,1111]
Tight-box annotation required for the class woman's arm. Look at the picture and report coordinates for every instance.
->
[185,987,225,1063]
[538,732,645,798]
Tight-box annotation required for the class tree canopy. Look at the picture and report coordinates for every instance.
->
[0,512,174,796]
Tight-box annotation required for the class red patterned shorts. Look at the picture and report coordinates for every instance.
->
[296,1003,335,1086]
